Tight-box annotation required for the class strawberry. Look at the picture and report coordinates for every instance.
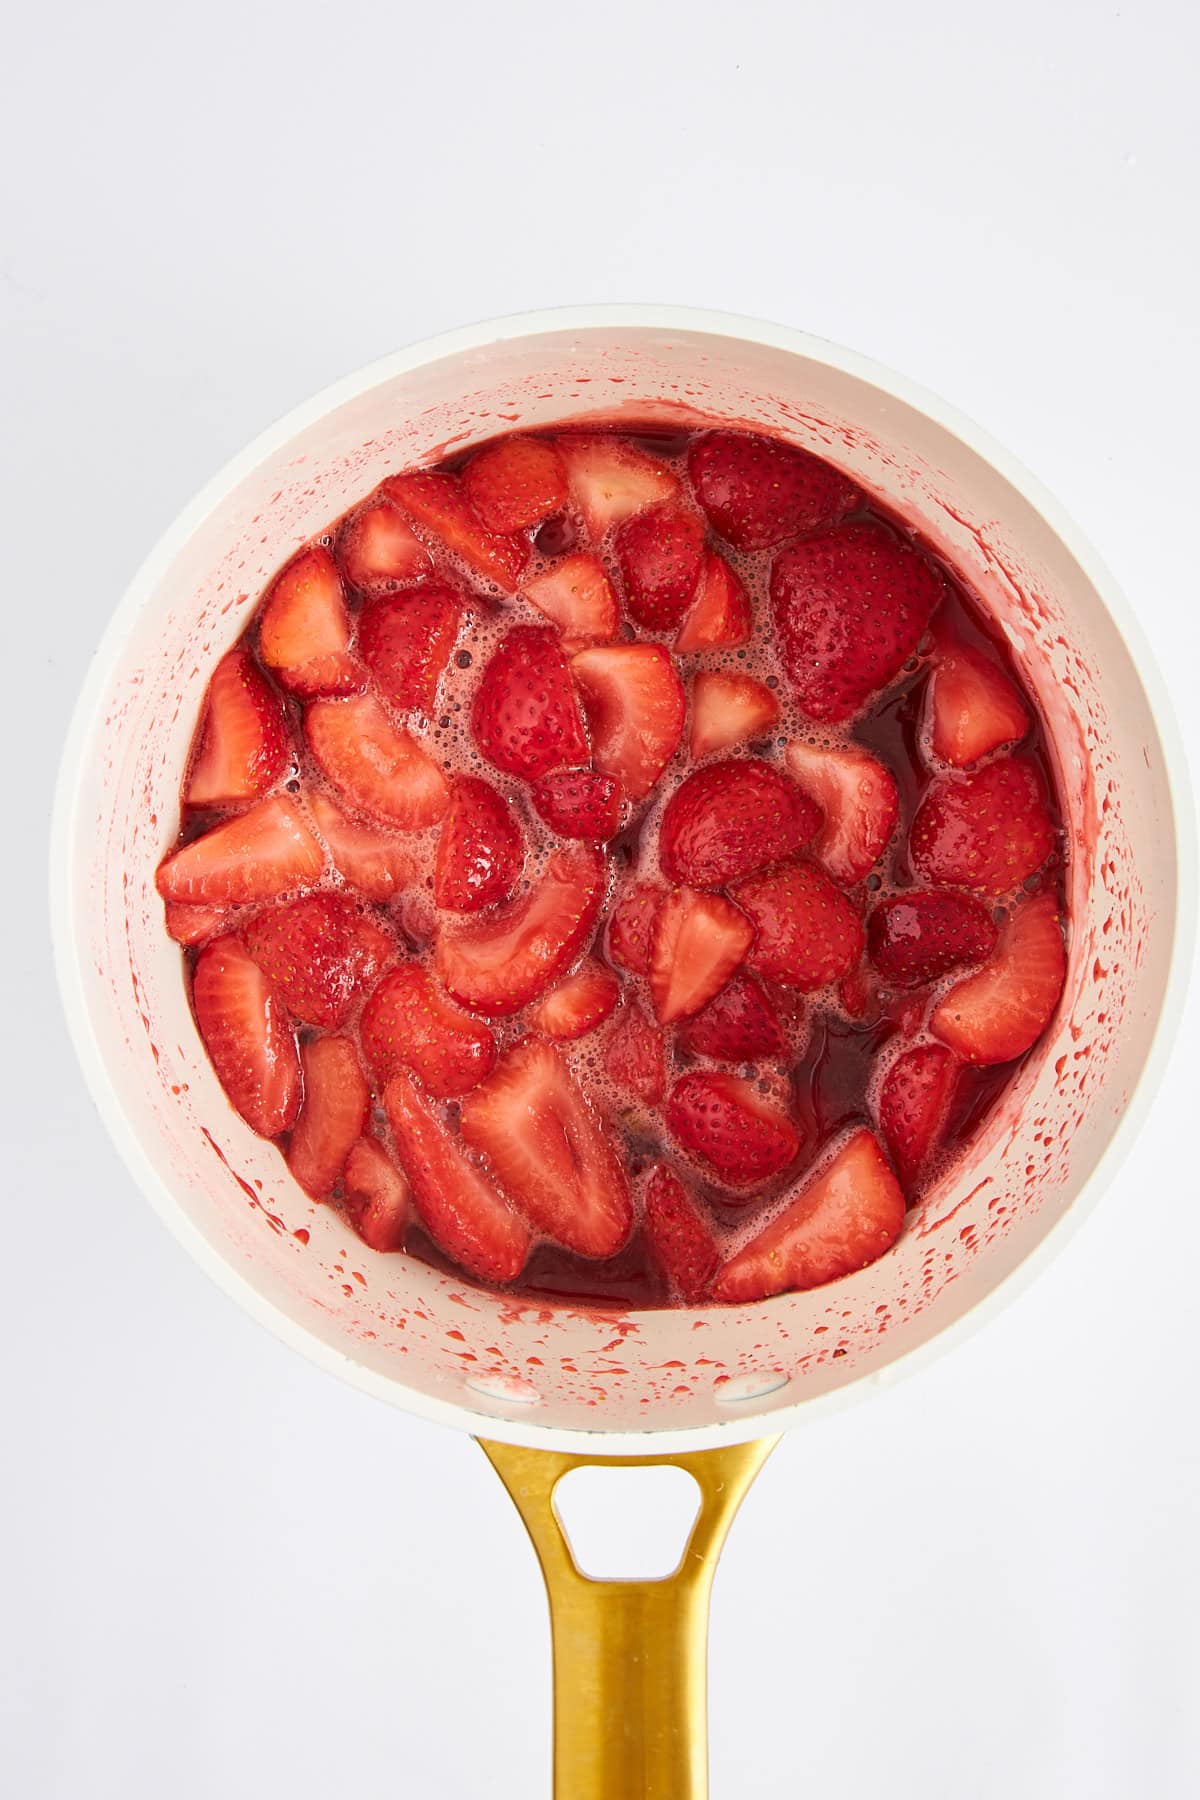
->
[614,504,706,629]
[687,429,860,551]
[471,625,589,780]
[529,959,620,1039]
[463,436,568,532]
[305,694,450,828]
[336,495,432,595]
[570,644,685,802]
[931,889,1066,1064]
[360,964,496,1096]
[163,901,236,947]
[606,880,666,976]
[531,768,622,840]
[771,521,943,722]
[307,790,414,902]
[712,1129,905,1301]
[642,1165,719,1302]
[156,795,324,905]
[666,1071,799,1188]
[877,1044,958,1187]
[731,859,864,990]
[383,1072,531,1283]
[648,887,755,1024]
[433,775,524,912]
[838,962,880,1022]
[243,892,394,1028]
[658,759,820,889]
[689,672,780,759]
[784,740,899,887]
[521,553,619,650]
[185,647,291,807]
[555,434,680,538]
[867,890,998,987]
[192,934,301,1136]
[604,1000,666,1105]
[341,1136,411,1252]
[383,468,529,592]
[674,551,753,653]
[287,1035,371,1197]
[358,583,463,714]
[927,641,1029,767]
[676,971,787,1062]
[435,845,606,1015]
[258,546,361,697]
[460,1039,633,1257]
[909,757,1057,895]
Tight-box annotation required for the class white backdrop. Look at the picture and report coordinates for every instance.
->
[5,2,1199,1794]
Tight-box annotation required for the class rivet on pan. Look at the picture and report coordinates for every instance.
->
[464,1372,541,1406]
[714,1369,790,1404]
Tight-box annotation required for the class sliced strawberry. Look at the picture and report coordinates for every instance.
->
[358,583,462,713]
[360,964,496,1096]
[867,890,998,987]
[877,1044,959,1187]
[689,672,780,759]
[838,962,880,1022]
[383,1072,531,1283]
[687,430,859,551]
[555,434,680,538]
[674,550,753,653]
[258,546,360,697]
[337,495,432,595]
[157,795,325,905]
[712,1129,905,1301]
[185,647,291,807]
[287,1035,370,1197]
[658,758,820,889]
[927,641,1029,767]
[463,436,567,532]
[307,790,414,902]
[383,468,529,592]
[243,892,394,1028]
[614,504,706,629]
[529,959,621,1039]
[784,740,899,887]
[731,859,864,990]
[649,888,755,1024]
[305,694,450,828]
[472,625,589,780]
[460,1039,632,1257]
[604,1000,666,1105]
[771,520,943,722]
[192,934,301,1136]
[666,1071,799,1189]
[909,757,1057,895]
[606,880,666,976]
[433,774,524,912]
[931,889,1066,1064]
[342,1136,411,1252]
[642,1165,719,1302]
[163,900,236,947]
[531,768,622,841]
[676,971,787,1062]
[435,845,606,1016]
[570,644,685,803]
[520,553,619,649]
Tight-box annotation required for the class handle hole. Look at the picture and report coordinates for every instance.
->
[552,1466,702,1582]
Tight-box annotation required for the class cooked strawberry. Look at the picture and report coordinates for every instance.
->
[731,859,864,990]
[712,1129,905,1301]
[185,647,291,807]
[867,890,998,987]
[687,430,860,551]
[674,551,753,653]
[658,758,820,889]
[606,880,666,976]
[192,934,301,1136]
[307,790,414,902]
[529,959,620,1039]
[433,775,524,912]
[258,546,360,697]
[305,694,450,828]
[435,845,606,1015]
[360,964,496,1096]
[784,740,899,886]
[383,468,529,592]
[931,889,1066,1064]
[666,1071,799,1188]
[383,1072,531,1283]
[287,1035,370,1197]
[642,1165,719,1302]
[927,641,1029,767]
[689,672,779,759]
[472,625,589,780]
[520,553,619,650]
[604,1000,666,1105]
[243,892,394,1028]
[341,1136,411,1252]
[676,971,787,1061]
[463,436,568,532]
[570,644,685,803]
[358,584,462,713]
[531,768,622,840]
[460,1039,632,1257]
[555,434,680,538]
[649,888,755,1024]
[157,795,324,905]
[163,900,235,947]
[336,495,432,595]
[838,962,879,1022]
[771,521,943,722]
[909,757,1057,895]
[614,504,706,629]
[877,1044,958,1187]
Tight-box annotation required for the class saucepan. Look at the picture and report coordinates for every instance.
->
[51,307,1193,1797]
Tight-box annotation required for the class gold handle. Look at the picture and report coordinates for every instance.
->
[480,1435,778,1799]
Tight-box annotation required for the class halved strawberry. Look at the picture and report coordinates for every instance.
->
[243,892,394,1028]
[687,430,860,551]
[433,775,524,912]
[931,889,1066,1064]
[614,504,706,629]
[909,757,1057,895]
[877,1044,959,1188]
[383,1072,531,1283]
[555,434,680,538]
[192,934,301,1136]
[287,1035,371,1197]
[731,859,864,990]
[570,644,686,802]
[771,521,943,722]
[305,694,450,828]
[689,672,780,759]
[157,795,325,905]
[460,1039,632,1257]
[342,1136,411,1252]
[666,1071,799,1189]
[604,1000,666,1105]
[163,900,236,947]
[529,959,620,1039]
[649,888,755,1024]
[383,469,529,592]
[642,1165,719,1302]
[866,890,998,987]
[360,964,496,1096]
[784,740,899,887]
[358,583,463,713]
[185,647,291,807]
[606,880,666,976]
[258,546,360,697]
[520,553,619,649]
[307,790,414,902]
[472,625,589,780]
[927,641,1029,767]
[674,551,753,652]
[336,495,432,596]
[463,436,567,532]
[435,845,606,1015]
[712,1129,905,1301]
[676,971,787,1062]
[658,758,820,889]
[531,768,622,840]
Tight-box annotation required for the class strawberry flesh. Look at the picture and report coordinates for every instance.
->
[472,625,589,780]
[666,1070,799,1189]
[676,971,787,1062]
[531,768,622,841]
[157,795,324,905]
[642,1165,719,1303]
[674,551,752,652]
[731,859,864,990]
[909,757,1056,895]
[931,889,1066,1064]
[658,758,819,888]
[928,640,1029,766]
[243,892,394,1029]
[570,643,685,803]
[163,901,236,948]
[784,740,899,887]
[342,1137,411,1252]
[337,496,432,595]
[358,583,462,714]
[867,890,998,987]
[433,775,524,913]
[305,694,450,828]
[307,791,414,902]
[648,887,755,1024]
[556,434,679,537]
[360,964,496,1096]
[529,959,620,1039]
[463,436,567,533]
[877,1044,959,1187]
[521,552,619,649]
[614,504,706,629]
[689,671,779,759]
[435,845,606,1015]
[186,647,291,807]
[192,934,301,1136]
[688,429,859,551]
[383,468,529,592]
[259,546,360,697]
[287,1035,371,1197]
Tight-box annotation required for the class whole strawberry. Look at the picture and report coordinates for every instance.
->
[688,430,860,551]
